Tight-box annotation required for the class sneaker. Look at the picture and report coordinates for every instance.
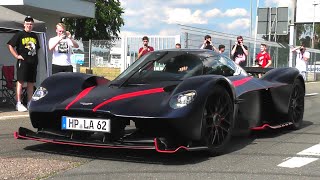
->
[16,102,27,112]
[27,101,31,109]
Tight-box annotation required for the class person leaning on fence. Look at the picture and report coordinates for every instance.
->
[137,36,154,60]
[7,16,40,112]
[291,43,310,80]
[231,36,248,67]
[49,23,79,74]
[255,44,272,78]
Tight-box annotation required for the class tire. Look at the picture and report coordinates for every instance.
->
[287,79,305,130]
[201,85,234,155]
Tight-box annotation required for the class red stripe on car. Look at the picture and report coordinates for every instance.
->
[93,88,164,112]
[232,77,252,87]
[65,86,95,110]
[154,138,189,153]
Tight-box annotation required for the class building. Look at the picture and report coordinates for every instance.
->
[0,0,96,85]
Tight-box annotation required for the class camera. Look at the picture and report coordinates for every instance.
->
[206,40,210,45]
[300,48,304,51]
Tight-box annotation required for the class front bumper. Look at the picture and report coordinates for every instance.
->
[15,127,208,153]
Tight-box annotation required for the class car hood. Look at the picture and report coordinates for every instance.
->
[58,81,180,117]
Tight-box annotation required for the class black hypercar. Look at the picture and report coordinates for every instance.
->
[15,49,305,155]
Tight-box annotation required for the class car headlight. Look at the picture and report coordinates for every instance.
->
[169,90,197,109]
[32,87,48,101]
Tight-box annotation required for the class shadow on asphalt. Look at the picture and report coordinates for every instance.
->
[21,121,313,165]
[0,102,15,113]
[24,143,212,165]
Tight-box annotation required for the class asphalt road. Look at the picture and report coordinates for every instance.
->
[1,82,320,180]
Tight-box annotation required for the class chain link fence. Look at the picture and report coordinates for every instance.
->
[73,28,320,82]
[72,40,121,81]
[180,25,320,81]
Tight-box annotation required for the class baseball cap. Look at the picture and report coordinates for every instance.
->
[24,16,34,22]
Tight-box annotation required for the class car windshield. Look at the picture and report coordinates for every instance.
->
[113,50,243,85]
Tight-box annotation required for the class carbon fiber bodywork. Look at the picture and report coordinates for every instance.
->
[16,49,305,153]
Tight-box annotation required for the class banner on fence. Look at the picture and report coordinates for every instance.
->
[71,54,85,65]
[307,65,320,73]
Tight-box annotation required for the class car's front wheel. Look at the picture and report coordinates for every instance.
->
[287,79,305,130]
[201,85,234,155]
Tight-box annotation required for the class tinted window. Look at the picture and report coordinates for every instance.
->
[203,55,235,76]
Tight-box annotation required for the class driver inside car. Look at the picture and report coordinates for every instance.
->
[163,55,202,75]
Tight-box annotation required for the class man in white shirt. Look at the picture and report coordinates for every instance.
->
[291,44,310,80]
[49,23,79,74]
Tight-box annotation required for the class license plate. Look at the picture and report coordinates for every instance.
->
[61,116,110,132]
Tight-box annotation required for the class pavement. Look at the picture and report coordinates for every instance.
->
[0,102,28,119]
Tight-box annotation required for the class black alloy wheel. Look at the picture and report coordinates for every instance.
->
[201,85,234,155]
[288,79,305,130]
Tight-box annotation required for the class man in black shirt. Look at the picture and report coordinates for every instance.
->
[200,35,218,52]
[231,36,248,67]
[7,16,40,111]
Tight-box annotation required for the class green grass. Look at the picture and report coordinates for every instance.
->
[80,67,121,80]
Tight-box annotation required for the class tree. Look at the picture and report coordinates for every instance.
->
[63,0,124,48]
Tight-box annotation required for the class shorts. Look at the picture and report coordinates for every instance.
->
[52,64,73,74]
[16,60,37,83]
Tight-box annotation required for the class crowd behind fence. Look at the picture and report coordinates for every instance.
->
[180,24,320,82]
[74,32,320,81]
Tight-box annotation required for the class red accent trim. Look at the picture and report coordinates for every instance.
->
[154,138,189,153]
[93,88,164,112]
[65,86,95,110]
[251,124,271,130]
[14,132,190,153]
[251,122,293,130]
[15,133,154,150]
[232,77,252,87]
[14,132,19,139]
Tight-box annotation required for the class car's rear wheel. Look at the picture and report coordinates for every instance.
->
[201,85,234,155]
[287,79,305,130]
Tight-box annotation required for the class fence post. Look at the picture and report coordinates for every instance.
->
[184,32,188,48]
[86,39,93,74]
[314,52,317,81]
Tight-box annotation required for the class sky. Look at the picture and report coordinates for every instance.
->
[119,0,293,37]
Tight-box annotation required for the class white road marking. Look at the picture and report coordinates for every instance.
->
[0,114,29,121]
[278,143,320,168]
[297,144,320,156]
[305,93,318,97]
[277,157,318,168]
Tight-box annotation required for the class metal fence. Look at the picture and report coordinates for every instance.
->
[74,36,180,80]
[180,25,320,81]
[72,40,120,81]
[74,27,320,82]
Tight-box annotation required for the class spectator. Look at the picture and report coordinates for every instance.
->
[231,36,249,67]
[175,43,181,49]
[291,43,310,80]
[137,36,154,59]
[256,44,272,78]
[218,44,225,54]
[49,23,79,74]
[200,35,218,52]
[7,16,40,112]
